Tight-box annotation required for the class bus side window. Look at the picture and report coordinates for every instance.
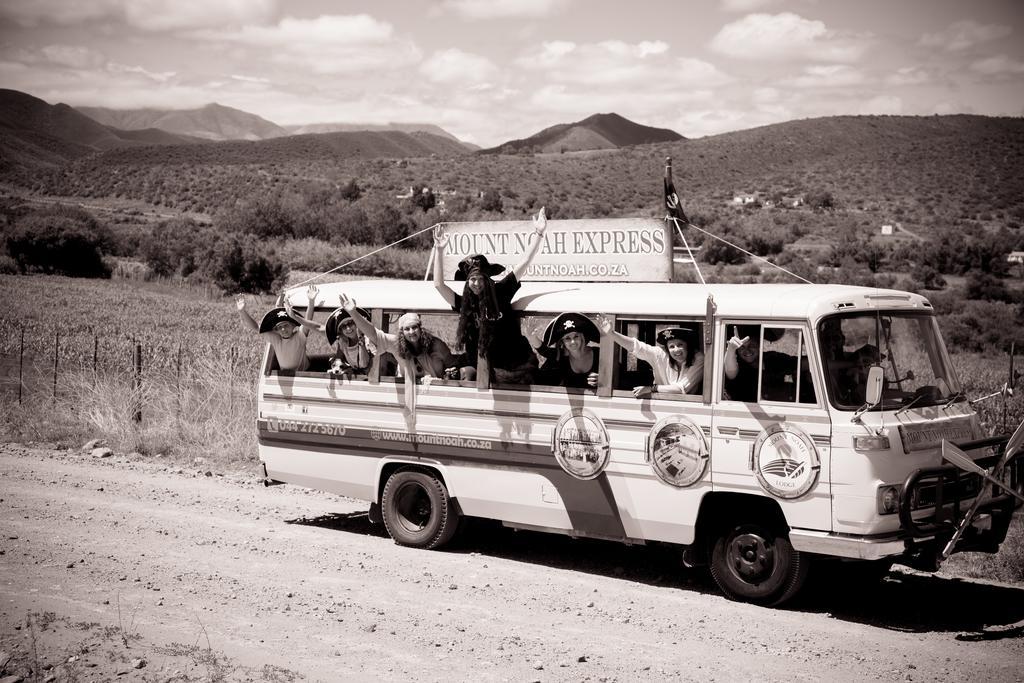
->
[612,320,704,397]
[615,320,655,390]
[760,327,817,404]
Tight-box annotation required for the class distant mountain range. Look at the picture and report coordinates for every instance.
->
[480,112,683,154]
[77,102,289,141]
[284,121,474,147]
[0,88,686,178]
[0,89,201,172]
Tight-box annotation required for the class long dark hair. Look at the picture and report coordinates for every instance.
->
[395,327,437,360]
[455,277,500,356]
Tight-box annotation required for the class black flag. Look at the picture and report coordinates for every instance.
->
[664,157,689,224]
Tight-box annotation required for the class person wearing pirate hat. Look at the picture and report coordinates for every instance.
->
[433,207,548,383]
[536,312,601,388]
[595,314,704,398]
[235,285,318,372]
[285,299,377,376]
[336,292,456,417]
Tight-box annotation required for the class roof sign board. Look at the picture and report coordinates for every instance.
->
[439,217,672,282]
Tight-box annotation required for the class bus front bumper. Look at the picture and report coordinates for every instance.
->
[788,529,911,560]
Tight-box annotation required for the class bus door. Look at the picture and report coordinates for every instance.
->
[712,321,832,531]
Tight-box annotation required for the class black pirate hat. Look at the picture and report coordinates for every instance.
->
[455,254,505,281]
[656,326,697,347]
[258,307,300,333]
[542,312,599,348]
[325,306,369,345]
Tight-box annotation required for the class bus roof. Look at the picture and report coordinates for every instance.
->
[290,280,933,322]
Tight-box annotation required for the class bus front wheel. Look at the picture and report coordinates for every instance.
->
[709,522,808,606]
[381,469,459,550]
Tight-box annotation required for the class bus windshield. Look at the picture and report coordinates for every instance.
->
[818,312,961,411]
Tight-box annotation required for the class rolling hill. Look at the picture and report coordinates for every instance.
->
[87,129,471,167]
[5,97,1023,250]
[77,102,289,141]
[0,89,199,174]
[284,121,472,147]
[482,112,684,154]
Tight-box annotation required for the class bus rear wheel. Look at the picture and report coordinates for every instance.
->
[709,522,808,606]
[381,469,459,550]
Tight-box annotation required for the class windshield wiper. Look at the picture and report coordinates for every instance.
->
[941,391,964,410]
[895,393,925,417]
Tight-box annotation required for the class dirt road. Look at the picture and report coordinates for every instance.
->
[1,442,1022,682]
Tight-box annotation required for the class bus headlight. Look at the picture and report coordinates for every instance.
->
[877,485,901,515]
[854,434,891,451]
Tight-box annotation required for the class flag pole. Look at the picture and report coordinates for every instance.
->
[664,157,705,285]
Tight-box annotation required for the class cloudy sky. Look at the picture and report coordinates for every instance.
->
[1,0,1022,146]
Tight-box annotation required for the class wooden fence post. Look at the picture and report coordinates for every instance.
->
[175,343,182,422]
[1005,342,1016,433]
[229,346,236,414]
[93,335,99,374]
[18,326,24,405]
[133,342,142,424]
[52,331,59,403]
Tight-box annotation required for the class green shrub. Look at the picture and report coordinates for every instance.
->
[6,213,112,277]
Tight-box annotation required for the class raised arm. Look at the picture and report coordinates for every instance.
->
[339,292,378,340]
[509,207,547,281]
[236,297,260,333]
[305,285,318,320]
[724,328,749,380]
[432,224,457,307]
[594,313,637,351]
[283,298,322,334]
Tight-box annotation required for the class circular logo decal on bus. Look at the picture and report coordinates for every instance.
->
[552,408,610,480]
[646,415,708,487]
[752,424,820,499]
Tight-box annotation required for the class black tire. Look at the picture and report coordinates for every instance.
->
[709,522,809,606]
[381,469,460,550]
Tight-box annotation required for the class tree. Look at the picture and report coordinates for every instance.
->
[965,271,1011,302]
[702,236,747,265]
[207,235,287,294]
[6,213,111,278]
[411,184,436,212]
[479,188,503,213]
[805,190,835,211]
[339,179,362,202]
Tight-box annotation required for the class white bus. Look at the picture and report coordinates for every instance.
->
[255,277,1022,605]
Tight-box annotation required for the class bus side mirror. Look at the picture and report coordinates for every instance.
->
[865,365,884,407]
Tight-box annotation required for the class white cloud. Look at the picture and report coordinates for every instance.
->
[194,15,421,75]
[0,0,277,31]
[721,0,776,11]
[420,49,498,85]
[0,0,123,26]
[970,55,1024,76]
[919,20,1012,52]
[230,74,270,84]
[710,12,872,63]
[517,40,732,89]
[516,41,577,69]
[858,95,902,115]
[885,66,931,86]
[442,0,571,20]
[107,62,177,82]
[780,64,867,88]
[9,45,109,70]
[752,87,781,103]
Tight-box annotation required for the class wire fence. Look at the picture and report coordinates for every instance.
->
[0,327,264,462]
